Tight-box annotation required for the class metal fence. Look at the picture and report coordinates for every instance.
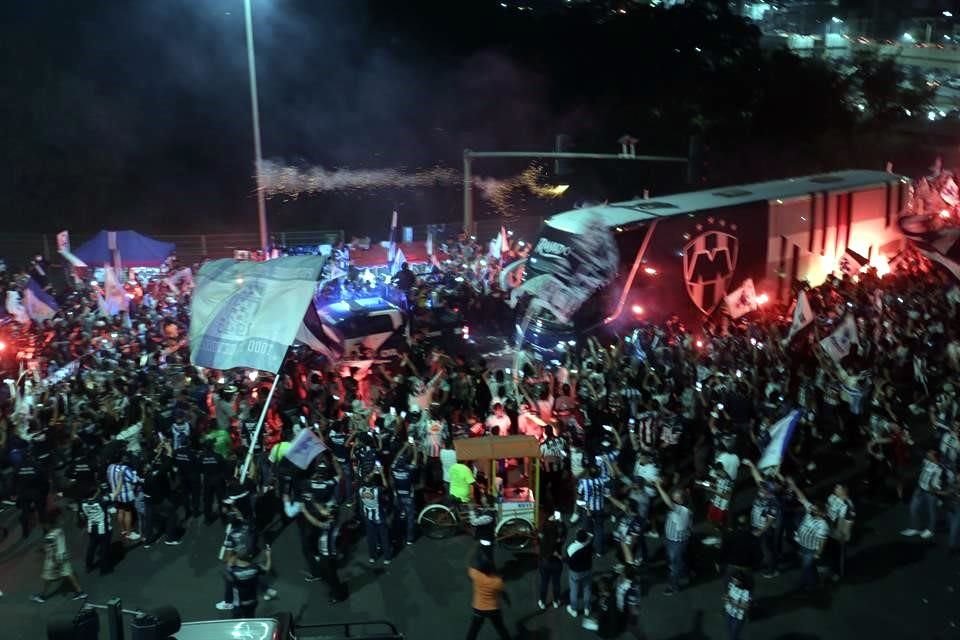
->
[3,218,553,270]
[0,229,345,269]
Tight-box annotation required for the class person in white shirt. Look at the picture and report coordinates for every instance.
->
[485,403,512,436]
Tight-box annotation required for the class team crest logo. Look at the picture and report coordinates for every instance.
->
[682,219,739,315]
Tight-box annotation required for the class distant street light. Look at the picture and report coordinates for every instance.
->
[902,32,915,42]
[831,16,842,24]
[944,11,953,18]
[243,0,269,254]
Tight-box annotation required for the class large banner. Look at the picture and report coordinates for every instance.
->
[189,256,325,373]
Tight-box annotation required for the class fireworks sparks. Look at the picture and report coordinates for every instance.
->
[258,160,458,197]
[259,160,570,215]
[472,165,570,215]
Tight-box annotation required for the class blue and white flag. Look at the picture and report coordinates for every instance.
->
[284,427,328,470]
[757,410,801,470]
[296,302,344,363]
[819,314,858,363]
[23,278,59,321]
[189,256,325,373]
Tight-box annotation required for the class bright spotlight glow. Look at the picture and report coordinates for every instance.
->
[247,370,258,381]
[0,341,6,352]
[90,280,98,287]
[217,377,226,384]
[902,32,914,42]
[869,254,891,277]
[644,267,657,275]
[695,340,703,348]
[940,209,952,219]
[236,277,244,285]
[631,304,644,315]
[756,293,769,305]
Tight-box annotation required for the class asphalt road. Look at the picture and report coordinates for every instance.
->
[1,480,959,640]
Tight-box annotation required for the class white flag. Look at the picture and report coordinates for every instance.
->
[189,256,325,373]
[390,248,407,276]
[5,290,29,325]
[98,265,129,317]
[284,428,328,470]
[786,290,814,341]
[819,314,859,362]
[758,410,801,470]
[724,278,757,319]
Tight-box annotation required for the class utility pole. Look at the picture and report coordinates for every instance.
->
[461,141,687,233]
[243,0,269,254]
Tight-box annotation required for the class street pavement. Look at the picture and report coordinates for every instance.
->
[1,482,959,640]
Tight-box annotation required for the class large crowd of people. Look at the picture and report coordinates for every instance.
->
[1,236,959,639]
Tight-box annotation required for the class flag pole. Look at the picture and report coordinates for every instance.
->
[238,371,280,481]
[219,365,281,560]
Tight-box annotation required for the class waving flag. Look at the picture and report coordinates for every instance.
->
[284,428,328,470]
[724,278,757,319]
[390,247,407,276]
[296,302,344,363]
[387,210,399,263]
[786,290,814,341]
[5,290,29,325]
[758,410,801,470]
[23,278,58,321]
[838,248,868,278]
[98,266,129,317]
[189,256,325,373]
[820,314,858,362]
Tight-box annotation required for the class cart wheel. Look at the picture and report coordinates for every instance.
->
[417,504,458,539]
[497,517,535,551]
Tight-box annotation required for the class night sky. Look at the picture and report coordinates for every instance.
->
[2,1,902,239]
[0,1,727,238]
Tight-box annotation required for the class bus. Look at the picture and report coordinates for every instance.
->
[518,169,909,336]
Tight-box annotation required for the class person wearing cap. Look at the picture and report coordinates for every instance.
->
[224,544,272,619]
[78,482,116,575]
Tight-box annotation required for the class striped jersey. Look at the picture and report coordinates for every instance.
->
[577,476,607,513]
[938,431,959,469]
[794,511,829,551]
[750,497,779,531]
[358,485,385,523]
[540,438,566,472]
[664,504,692,542]
[633,411,660,451]
[710,473,734,511]
[826,494,853,524]
[79,496,112,535]
[918,458,944,492]
[106,463,140,503]
[724,581,751,620]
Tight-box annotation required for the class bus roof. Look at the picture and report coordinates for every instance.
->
[545,169,908,234]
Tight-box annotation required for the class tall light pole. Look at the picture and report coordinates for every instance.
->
[243,0,269,253]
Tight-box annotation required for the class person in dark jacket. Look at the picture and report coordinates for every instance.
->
[538,511,567,609]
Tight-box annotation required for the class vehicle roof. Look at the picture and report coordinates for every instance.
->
[545,170,908,234]
[172,618,277,640]
[318,297,400,320]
